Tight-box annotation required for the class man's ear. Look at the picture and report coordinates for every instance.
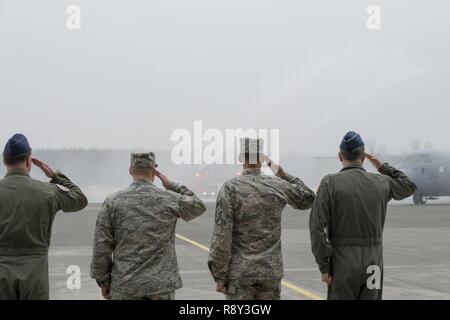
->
[150,168,156,181]
[361,153,366,164]
[129,167,133,176]
[26,156,32,172]
[338,152,343,163]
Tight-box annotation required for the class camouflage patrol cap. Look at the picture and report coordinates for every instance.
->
[240,137,264,155]
[130,152,157,169]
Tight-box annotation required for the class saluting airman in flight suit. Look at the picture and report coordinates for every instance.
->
[309,131,417,300]
[0,134,88,300]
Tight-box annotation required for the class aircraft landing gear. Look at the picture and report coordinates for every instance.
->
[413,193,427,205]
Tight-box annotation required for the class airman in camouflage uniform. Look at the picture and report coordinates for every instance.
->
[0,134,88,300]
[309,131,417,300]
[208,138,316,300]
[90,152,206,300]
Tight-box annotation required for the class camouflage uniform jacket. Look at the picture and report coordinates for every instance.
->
[208,168,316,282]
[90,180,206,297]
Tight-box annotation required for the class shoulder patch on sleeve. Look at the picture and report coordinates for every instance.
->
[56,184,70,192]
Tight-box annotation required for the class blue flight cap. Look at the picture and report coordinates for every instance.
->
[340,131,364,152]
[3,133,32,157]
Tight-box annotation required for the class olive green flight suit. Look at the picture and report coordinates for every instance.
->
[309,164,417,300]
[0,170,88,300]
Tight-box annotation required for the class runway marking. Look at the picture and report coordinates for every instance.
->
[175,233,324,300]
[176,234,210,252]
[280,279,324,300]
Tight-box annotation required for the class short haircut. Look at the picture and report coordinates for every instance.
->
[130,166,153,175]
[239,153,261,165]
[244,153,261,165]
[3,151,31,166]
[340,146,365,161]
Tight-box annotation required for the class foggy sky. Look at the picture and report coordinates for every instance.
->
[1,0,449,156]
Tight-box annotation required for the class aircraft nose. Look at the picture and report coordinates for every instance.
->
[400,168,416,183]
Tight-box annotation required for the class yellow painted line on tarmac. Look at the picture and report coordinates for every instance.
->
[176,234,210,252]
[175,233,324,300]
[281,279,324,300]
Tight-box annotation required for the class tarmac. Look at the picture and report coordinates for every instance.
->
[49,201,450,300]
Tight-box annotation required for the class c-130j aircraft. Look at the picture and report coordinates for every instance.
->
[399,149,450,205]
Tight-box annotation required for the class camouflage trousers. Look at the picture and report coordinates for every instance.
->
[110,290,175,300]
[226,279,281,300]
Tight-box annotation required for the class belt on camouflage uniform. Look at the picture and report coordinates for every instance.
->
[329,238,382,247]
[0,247,49,256]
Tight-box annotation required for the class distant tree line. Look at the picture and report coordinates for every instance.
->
[0,149,199,188]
